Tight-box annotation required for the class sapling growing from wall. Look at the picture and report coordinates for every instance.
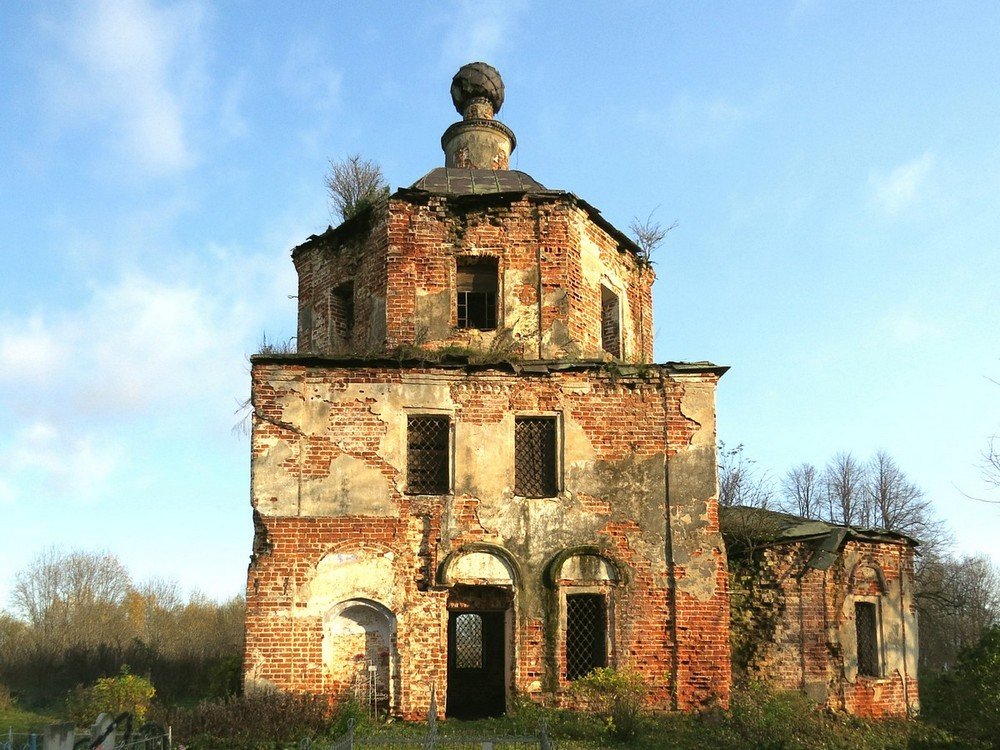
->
[325,154,390,222]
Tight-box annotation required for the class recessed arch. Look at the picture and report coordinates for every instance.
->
[543,545,626,589]
[436,543,523,588]
[323,597,398,715]
[848,559,888,596]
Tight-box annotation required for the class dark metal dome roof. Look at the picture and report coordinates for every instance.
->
[450,62,505,115]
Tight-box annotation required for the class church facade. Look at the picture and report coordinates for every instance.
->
[243,63,915,720]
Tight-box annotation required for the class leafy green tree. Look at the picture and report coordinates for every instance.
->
[67,667,156,726]
[923,626,1000,748]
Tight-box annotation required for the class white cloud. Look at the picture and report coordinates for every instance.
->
[637,89,775,150]
[0,245,296,508]
[869,152,935,215]
[0,422,122,506]
[282,39,343,111]
[0,316,64,381]
[437,0,528,68]
[879,310,942,344]
[37,0,206,176]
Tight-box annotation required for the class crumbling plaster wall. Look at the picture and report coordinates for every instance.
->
[294,204,390,355]
[736,539,918,717]
[296,194,653,362]
[246,360,729,716]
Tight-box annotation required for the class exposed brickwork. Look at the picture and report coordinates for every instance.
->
[734,538,918,718]
[292,194,654,363]
[246,361,729,718]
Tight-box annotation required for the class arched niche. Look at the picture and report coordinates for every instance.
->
[307,548,398,612]
[543,546,624,589]
[848,560,888,597]
[436,544,522,588]
[323,598,397,715]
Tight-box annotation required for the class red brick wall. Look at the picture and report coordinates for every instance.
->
[246,361,729,717]
[738,539,918,717]
[293,193,653,363]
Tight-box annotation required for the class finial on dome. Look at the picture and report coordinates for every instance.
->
[451,61,505,119]
[442,62,516,170]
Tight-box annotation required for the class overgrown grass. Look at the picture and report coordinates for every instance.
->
[125,685,967,750]
[0,705,61,734]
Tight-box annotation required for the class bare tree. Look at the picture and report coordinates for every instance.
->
[780,462,820,517]
[823,452,866,526]
[982,435,1000,495]
[864,449,944,543]
[325,154,389,222]
[10,547,131,649]
[628,210,678,265]
[718,442,775,508]
[917,552,1000,671]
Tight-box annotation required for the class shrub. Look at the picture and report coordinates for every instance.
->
[163,689,337,750]
[0,682,13,709]
[67,667,156,727]
[570,667,647,740]
[921,626,1000,749]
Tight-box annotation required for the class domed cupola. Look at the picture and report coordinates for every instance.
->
[441,62,516,170]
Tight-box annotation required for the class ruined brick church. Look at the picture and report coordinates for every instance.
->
[244,63,918,720]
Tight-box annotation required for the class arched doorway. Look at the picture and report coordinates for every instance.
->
[438,546,520,719]
[324,598,397,716]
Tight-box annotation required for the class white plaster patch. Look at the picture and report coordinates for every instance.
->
[679,383,716,447]
[300,453,396,517]
[253,438,298,515]
[303,551,400,614]
[449,551,515,584]
[562,554,617,582]
[276,384,332,435]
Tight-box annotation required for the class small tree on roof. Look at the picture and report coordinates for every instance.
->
[325,154,389,222]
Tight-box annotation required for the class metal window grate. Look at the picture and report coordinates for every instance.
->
[566,593,607,680]
[407,416,449,494]
[515,417,557,498]
[601,285,621,358]
[855,601,879,676]
[455,613,483,669]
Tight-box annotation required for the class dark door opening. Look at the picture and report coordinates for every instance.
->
[446,610,506,718]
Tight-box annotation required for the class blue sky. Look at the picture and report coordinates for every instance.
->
[1,1,998,606]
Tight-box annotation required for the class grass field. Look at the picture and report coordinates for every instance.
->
[0,705,60,735]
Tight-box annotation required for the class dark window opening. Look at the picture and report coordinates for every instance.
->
[855,601,880,677]
[407,415,449,494]
[331,282,355,341]
[601,285,621,358]
[514,416,557,498]
[457,258,498,330]
[454,613,483,669]
[566,593,607,680]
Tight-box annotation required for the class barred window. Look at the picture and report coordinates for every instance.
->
[514,416,557,498]
[457,258,498,330]
[601,285,620,358]
[855,601,880,677]
[566,593,607,680]
[407,415,450,494]
[330,282,355,341]
[454,613,483,669]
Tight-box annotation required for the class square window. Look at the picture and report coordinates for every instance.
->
[566,593,607,680]
[514,416,558,498]
[407,415,450,494]
[457,258,498,330]
[855,601,880,677]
